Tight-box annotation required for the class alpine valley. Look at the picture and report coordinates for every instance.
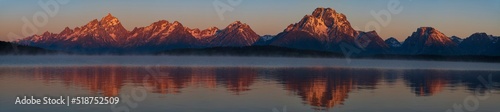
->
[6,7,500,58]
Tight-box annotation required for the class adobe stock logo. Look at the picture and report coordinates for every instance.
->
[213,0,243,21]
[6,0,70,42]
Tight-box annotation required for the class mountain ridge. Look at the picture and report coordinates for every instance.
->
[270,7,361,52]
[13,8,499,56]
[17,14,260,53]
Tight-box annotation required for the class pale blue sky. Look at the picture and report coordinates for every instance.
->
[1,0,499,41]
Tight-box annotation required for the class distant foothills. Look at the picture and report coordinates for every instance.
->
[1,7,499,61]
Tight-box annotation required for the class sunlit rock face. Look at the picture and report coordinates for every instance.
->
[17,14,260,53]
[270,7,361,52]
[400,27,457,55]
[208,21,260,47]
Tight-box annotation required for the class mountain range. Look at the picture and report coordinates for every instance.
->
[13,7,500,56]
[17,13,259,53]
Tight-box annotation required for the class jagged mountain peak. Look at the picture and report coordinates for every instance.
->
[188,27,220,39]
[468,32,492,40]
[356,30,378,40]
[18,10,497,55]
[221,21,254,35]
[292,15,328,33]
[100,13,119,25]
[42,31,50,34]
[459,32,497,55]
[128,19,191,41]
[41,31,53,36]
[79,14,126,34]
[450,36,463,44]
[450,36,461,39]
[152,21,184,30]
[104,13,114,18]
[172,21,182,25]
[227,21,249,29]
[207,26,219,30]
[84,19,100,28]
[356,30,389,51]
[416,27,440,36]
[417,27,435,30]
[410,27,450,44]
[385,37,401,48]
[388,37,397,39]
[143,20,185,28]
[312,7,348,27]
[63,27,71,31]
[144,20,170,29]
[312,7,337,17]
[401,27,456,55]
[154,20,169,24]
[284,7,356,37]
[362,30,377,35]
[310,7,346,26]
[188,27,219,31]
[271,7,359,52]
[208,21,259,47]
[471,32,488,36]
[223,21,254,33]
[385,37,398,42]
[230,21,243,24]
[96,13,128,35]
[58,27,74,37]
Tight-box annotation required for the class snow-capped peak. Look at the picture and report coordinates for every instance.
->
[312,7,336,18]
[188,27,219,39]
[260,35,275,41]
[402,27,455,50]
[209,21,259,47]
[230,21,243,25]
[100,13,121,26]
[283,7,357,38]
[417,27,455,42]
[298,15,328,35]
[385,37,401,47]
[84,19,100,28]
[227,21,249,29]
[223,21,252,35]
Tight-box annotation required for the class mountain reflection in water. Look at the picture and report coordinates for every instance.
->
[1,66,499,111]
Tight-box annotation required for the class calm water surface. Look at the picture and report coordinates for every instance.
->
[0,56,500,112]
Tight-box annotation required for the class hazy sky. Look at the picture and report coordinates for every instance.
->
[1,0,499,42]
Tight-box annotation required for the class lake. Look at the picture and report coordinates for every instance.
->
[0,56,499,112]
